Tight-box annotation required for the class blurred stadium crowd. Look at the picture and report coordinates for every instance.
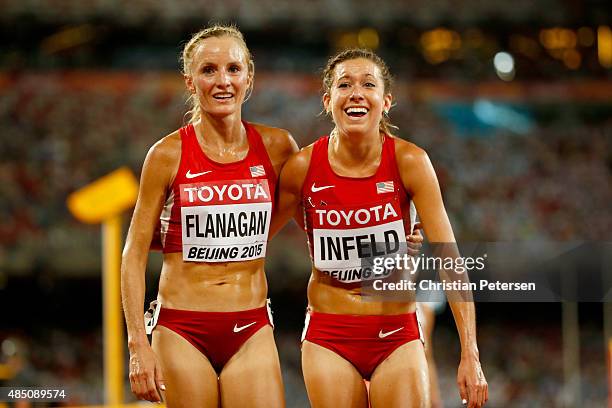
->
[0,73,610,272]
[0,0,611,406]
[0,0,593,26]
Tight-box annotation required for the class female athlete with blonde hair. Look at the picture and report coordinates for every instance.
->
[121,24,297,407]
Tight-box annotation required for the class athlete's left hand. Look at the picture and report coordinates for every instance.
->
[457,353,488,408]
[406,222,423,256]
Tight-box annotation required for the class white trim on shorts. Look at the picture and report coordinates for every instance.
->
[266,298,275,329]
[415,305,425,345]
[300,309,312,343]
[144,299,161,335]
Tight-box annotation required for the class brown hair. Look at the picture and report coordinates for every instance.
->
[181,24,254,124]
[322,48,397,135]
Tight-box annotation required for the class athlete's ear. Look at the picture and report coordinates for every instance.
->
[323,93,331,115]
[383,93,393,115]
[247,64,254,89]
[184,74,195,94]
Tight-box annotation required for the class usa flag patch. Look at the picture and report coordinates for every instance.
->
[376,181,394,194]
[250,165,266,177]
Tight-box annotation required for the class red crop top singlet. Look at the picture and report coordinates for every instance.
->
[302,134,416,283]
[159,121,276,262]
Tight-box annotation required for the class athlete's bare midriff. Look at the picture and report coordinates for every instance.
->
[157,253,268,312]
[301,135,417,316]
[307,270,416,315]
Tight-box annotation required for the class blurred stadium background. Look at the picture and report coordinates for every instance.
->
[0,1,611,407]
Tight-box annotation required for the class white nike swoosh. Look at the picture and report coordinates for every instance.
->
[233,321,257,333]
[378,327,404,339]
[186,170,212,179]
[311,182,335,192]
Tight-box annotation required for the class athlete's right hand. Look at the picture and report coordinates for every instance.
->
[128,343,165,402]
[406,222,424,256]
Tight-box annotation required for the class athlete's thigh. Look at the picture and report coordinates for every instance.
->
[369,340,430,408]
[301,340,368,408]
[219,326,285,408]
[152,326,219,408]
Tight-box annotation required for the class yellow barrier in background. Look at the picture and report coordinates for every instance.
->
[67,167,139,406]
[102,215,125,405]
[71,404,165,408]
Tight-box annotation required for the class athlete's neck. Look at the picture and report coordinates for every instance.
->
[331,128,383,167]
[196,113,246,149]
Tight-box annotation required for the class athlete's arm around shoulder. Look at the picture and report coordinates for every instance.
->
[121,131,181,348]
[393,137,455,244]
[269,144,313,238]
[251,122,299,176]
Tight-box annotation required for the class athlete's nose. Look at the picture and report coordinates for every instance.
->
[349,86,364,101]
[216,69,231,88]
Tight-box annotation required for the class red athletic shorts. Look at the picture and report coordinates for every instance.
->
[155,303,273,373]
[302,310,423,380]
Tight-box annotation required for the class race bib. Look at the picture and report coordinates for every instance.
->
[312,201,407,283]
[180,179,272,262]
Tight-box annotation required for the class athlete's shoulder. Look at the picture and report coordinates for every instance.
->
[146,129,181,166]
[278,141,316,193]
[286,141,316,170]
[391,136,429,170]
[140,130,182,190]
[250,122,296,152]
[250,121,290,139]
[249,122,299,167]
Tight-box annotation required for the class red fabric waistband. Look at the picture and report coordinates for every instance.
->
[159,304,268,321]
[308,310,418,327]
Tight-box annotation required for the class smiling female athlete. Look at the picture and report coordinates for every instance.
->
[274,48,488,408]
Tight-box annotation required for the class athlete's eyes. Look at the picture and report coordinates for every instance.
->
[337,82,375,89]
[202,66,215,74]
[228,65,241,73]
